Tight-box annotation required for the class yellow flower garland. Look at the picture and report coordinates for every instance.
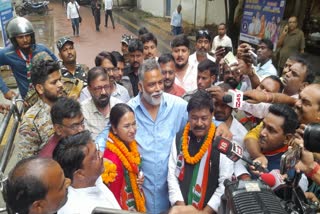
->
[102,161,117,184]
[106,132,146,212]
[182,122,216,164]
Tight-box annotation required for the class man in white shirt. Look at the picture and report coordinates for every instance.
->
[168,90,233,213]
[214,83,250,179]
[171,34,197,92]
[104,0,115,29]
[211,23,233,53]
[54,130,121,214]
[254,39,278,80]
[171,4,182,35]
[67,0,80,36]
[189,29,216,68]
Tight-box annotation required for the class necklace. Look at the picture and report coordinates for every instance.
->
[182,122,216,164]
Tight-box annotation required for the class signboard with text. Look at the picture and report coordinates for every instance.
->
[239,0,286,50]
[0,0,13,47]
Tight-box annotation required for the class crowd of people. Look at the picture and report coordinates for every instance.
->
[0,11,319,214]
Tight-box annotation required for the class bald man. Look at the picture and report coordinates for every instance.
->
[2,157,71,214]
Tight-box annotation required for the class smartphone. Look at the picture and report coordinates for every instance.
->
[280,146,302,175]
[223,51,238,67]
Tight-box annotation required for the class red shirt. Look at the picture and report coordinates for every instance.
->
[166,83,186,97]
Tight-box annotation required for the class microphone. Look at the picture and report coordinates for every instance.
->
[222,89,249,108]
[215,136,268,172]
[260,169,285,191]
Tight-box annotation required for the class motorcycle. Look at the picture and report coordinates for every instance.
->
[15,0,49,16]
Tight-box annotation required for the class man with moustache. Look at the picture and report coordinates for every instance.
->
[141,32,159,60]
[171,34,197,92]
[39,97,85,158]
[254,39,278,80]
[219,59,252,92]
[124,38,144,96]
[189,29,216,66]
[81,67,123,140]
[158,53,185,97]
[2,157,71,214]
[211,23,233,53]
[79,51,130,103]
[56,37,89,84]
[168,90,233,213]
[53,131,121,213]
[183,59,218,102]
[0,17,57,100]
[254,104,300,171]
[18,60,64,159]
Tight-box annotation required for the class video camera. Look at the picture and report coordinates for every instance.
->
[216,136,319,214]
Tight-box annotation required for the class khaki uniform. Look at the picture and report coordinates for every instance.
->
[278,28,305,69]
[18,99,54,159]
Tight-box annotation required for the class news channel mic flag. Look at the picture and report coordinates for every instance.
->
[0,0,14,47]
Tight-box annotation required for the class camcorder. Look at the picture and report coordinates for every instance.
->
[218,123,320,214]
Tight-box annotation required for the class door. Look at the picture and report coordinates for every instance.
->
[165,0,171,17]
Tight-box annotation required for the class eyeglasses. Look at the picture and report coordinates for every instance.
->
[61,118,85,131]
[92,84,111,93]
[93,143,102,160]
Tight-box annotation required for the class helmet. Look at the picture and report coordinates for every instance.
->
[6,17,36,49]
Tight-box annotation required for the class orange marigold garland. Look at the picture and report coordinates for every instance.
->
[106,132,146,212]
[102,161,117,184]
[182,122,216,164]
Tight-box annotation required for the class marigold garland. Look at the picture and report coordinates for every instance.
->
[102,161,117,184]
[106,132,146,212]
[182,122,216,164]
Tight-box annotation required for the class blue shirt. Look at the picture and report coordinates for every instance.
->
[0,44,57,98]
[96,93,222,213]
[97,93,188,214]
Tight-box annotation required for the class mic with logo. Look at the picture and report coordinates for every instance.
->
[260,169,286,191]
[222,89,249,108]
[214,136,268,173]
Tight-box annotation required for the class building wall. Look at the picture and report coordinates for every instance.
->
[137,0,226,26]
[206,0,226,25]
[137,0,164,17]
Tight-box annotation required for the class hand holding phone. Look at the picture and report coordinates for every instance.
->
[283,25,288,34]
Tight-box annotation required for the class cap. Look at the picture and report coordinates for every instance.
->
[56,37,74,50]
[121,34,133,45]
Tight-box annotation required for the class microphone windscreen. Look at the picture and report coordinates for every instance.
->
[222,94,232,103]
[260,173,276,187]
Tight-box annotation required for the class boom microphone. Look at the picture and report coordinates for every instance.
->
[214,136,268,172]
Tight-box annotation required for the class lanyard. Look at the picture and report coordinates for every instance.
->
[16,49,33,89]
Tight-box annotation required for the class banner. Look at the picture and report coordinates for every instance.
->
[0,0,14,47]
[239,0,286,50]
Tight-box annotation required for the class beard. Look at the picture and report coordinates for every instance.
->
[164,78,174,89]
[175,60,188,69]
[196,48,207,56]
[92,94,110,108]
[225,77,239,89]
[141,89,163,106]
[44,88,63,103]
